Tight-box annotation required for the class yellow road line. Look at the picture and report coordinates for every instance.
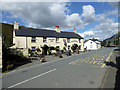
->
[84,60,89,63]
[89,61,93,64]
[101,52,113,68]
[81,60,86,63]
[93,61,97,64]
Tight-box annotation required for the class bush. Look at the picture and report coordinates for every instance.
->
[28,48,32,55]
[59,54,63,58]
[63,47,66,52]
[2,47,31,72]
[36,47,41,52]
[41,57,46,62]
[61,50,64,54]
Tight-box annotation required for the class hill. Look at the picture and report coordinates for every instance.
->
[1,23,29,47]
[104,32,120,46]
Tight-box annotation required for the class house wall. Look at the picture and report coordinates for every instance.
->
[84,40,101,50]
[14,36,84,54]
[15,36,27,48]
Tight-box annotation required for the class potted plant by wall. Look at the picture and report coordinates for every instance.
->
[28,48,32,57]
[63,47,66,53]
[76,47,80,54]
[41,54,46,62]
[59,54,63,58]
[36,47,41,56]
[71,46,75,53]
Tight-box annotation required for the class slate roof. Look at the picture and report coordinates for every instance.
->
[15,28,83,39]
[89,39,100,42]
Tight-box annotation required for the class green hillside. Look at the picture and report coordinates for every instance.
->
[102,32,120,46]
[1,23,29,47]
[2,23,13,47]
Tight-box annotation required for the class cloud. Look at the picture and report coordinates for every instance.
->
[1,2,118,40]
[82,5,96,24]
[106,9,118,16]
[1,2,84,30]
[79,22,118,40]
[65,13,83,28]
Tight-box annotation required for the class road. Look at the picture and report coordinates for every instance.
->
[2,47,115,88]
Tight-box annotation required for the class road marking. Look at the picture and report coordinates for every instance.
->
[69,59,80,64]
[101,52,113,68]
[8,69,56,88]
[93,61,97,64]
[3,54,75,76]
[84,60,89,63]
[89,61,93,64]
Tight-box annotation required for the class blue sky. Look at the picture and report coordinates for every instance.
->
[0,2,118,40]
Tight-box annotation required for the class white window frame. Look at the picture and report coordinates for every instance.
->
[67,38,70,43]
[31,37,36,43]
[43,37,47,43]
[56,38,59,43]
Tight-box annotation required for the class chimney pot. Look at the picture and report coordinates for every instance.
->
[73,28,77,33]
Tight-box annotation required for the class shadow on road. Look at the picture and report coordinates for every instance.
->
[103,56,120,89]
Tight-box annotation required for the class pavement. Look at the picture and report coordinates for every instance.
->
[100,48,120,89]
[2,47,115,88]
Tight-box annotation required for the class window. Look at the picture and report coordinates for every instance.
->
[31,47,36,53]
[67,38,70,43]
[31,37,36,43]
[90,45,92,48]
[56,38,59,43]
[43,37,47,43]
[79,39,81,43]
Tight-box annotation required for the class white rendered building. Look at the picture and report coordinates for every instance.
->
[84,39,101,50]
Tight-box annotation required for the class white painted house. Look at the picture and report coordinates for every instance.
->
[84,39,101,50]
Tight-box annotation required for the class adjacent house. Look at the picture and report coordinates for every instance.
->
[84,39,101,50]
[12,22,84,56]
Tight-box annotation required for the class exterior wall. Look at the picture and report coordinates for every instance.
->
[84,40,101,50]
[0,34,2,68]
[15,36,27,48]
[15,36,84,54]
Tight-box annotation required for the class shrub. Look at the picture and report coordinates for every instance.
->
[59,54,63,58]
[28,48,32,55]
[36,47,41,52]
[63,47,66,52]
[61,50,64,53]
[41,57,46,62]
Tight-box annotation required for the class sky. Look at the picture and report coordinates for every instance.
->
[0,1,119,40]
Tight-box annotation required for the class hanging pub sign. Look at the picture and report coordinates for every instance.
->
[71,40,78,42]
[63,39,67,46]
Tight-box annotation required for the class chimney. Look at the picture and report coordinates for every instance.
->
[14,21,19,30]
[73,28,77,33]
[55,26,61,33]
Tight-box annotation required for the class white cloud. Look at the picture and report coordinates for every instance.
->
[1,2,84,30]
[96,14,114,23]
[1,2,118,40]
[65,13,83,28]
[80,22,118,40]
[106,9,118,16]
[82,5,96,24]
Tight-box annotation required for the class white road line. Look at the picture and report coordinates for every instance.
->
[69,59,80,64]
[8,69,56,88]
[3,55,71,75]
[101,52,113,68]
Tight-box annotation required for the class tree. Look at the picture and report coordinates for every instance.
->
[107,41,111,47]
[101,40,106,46]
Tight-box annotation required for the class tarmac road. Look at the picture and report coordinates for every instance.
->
[2,47,115,88]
